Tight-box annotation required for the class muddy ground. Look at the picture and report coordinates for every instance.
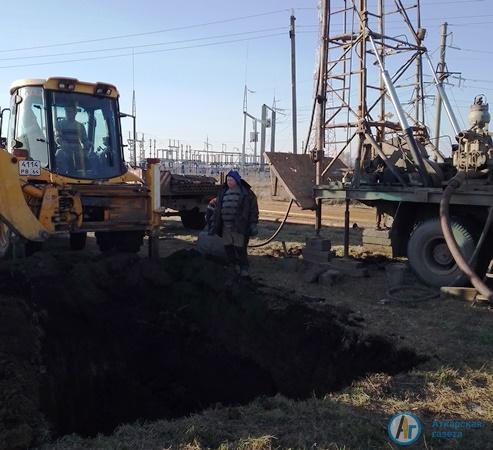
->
[0,244,422,450]
[1,201,493,450]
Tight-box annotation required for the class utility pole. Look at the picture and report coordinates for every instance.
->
[434,22,448,151]
[290,12,298,154]
[253,120,258,166]
[132,90,137,165]
[241,85,248,172]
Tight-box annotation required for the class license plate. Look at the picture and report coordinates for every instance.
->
[18,160,41,176]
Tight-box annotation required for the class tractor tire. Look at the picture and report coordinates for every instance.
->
[70,232,87,251]
[0,222,12,259]
[0,223,42,259]
[180,208,206,230]
[115,231,145,253]
[407,218,476,287]
[95,232,115,253]
[96,231,144,253]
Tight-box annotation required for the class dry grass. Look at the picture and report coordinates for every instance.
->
[42,366,493,449]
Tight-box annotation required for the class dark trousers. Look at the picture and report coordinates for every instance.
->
[222,228,249,269]
[224,243,249,269]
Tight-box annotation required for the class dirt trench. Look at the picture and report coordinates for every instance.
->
[0,250,424,449]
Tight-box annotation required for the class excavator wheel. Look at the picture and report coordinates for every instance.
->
[0,221,12,259]
[0,225,41,259]
[95,232,115,253]
[96,231,144,253]
[70,232,87,251]
[115,231,145,253]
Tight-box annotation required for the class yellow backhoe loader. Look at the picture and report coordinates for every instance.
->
[0,77,161,258]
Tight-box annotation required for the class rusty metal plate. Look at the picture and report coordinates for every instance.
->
[265,152,347,210]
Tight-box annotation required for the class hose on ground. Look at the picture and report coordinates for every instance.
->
[248,199,294,248]
[439,172,493,301]
[386,285,440,303]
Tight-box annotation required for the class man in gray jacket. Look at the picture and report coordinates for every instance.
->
[210,170,259,277]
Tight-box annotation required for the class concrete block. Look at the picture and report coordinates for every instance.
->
[327,258,369,278]
[363,236,392,246]
[362,228,391,238]
[329,257,364,270]
[281,257,299,272]
[302,247,331,264]
[318,269,343,286]
[302,263,327,283]
[305,237,332,251]
[363,243,393,256]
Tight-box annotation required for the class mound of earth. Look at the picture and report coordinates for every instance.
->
[0,250,424,449]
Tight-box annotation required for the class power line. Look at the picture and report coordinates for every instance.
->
[0,32,285,69]
[449,21,493,27]
[425,0,486,4]
[450,47,493,55]
[0,9,290,54]
[0,27,286,62]
[427,13,493,20]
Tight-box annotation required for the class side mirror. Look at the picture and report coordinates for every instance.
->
[12,139,24,149]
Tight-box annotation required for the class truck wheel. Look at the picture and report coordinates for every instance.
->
[180,208,206,230]
[407,218,476,287]
[70,232,87,251]
[0,222,12,259]
[95,232,115,252]
[115,231,144,253]
[96,231,144,253]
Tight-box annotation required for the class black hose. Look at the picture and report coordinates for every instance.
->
[386,285,439,303]
[470,206,493,266]
[248,199,294,248]
[439,172,493,301]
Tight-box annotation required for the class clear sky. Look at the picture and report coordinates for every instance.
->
[0,0,491,161]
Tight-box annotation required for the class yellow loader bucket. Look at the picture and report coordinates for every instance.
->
[0,149,49,241]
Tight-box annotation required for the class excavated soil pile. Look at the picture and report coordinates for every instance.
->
[0,250,424,449]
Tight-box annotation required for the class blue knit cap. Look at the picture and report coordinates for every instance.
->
[226,170,242,188]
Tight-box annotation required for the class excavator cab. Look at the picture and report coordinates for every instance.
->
[8,79,125,180]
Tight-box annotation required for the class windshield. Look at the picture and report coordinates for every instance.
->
[47,91,124,179]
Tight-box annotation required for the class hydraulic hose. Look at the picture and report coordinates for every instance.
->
[469,206,493,267]
[439,172,493,301]
[248,199,294,248]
